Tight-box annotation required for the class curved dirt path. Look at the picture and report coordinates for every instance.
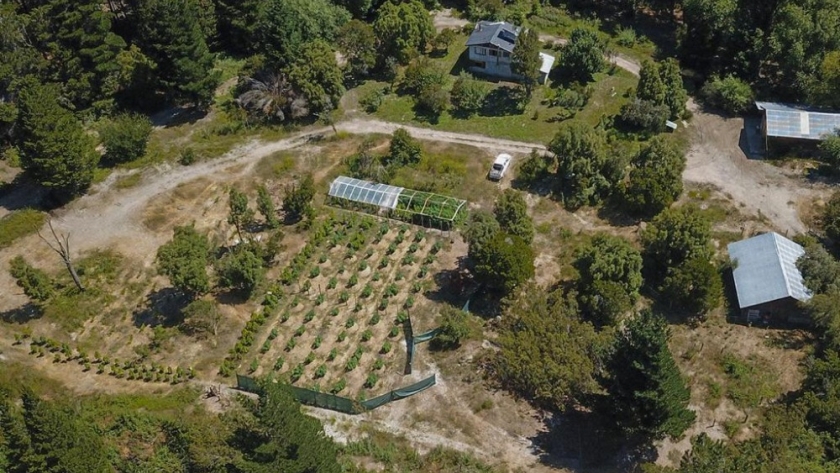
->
[433,9,641,77]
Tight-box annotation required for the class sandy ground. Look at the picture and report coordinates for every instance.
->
[683,100,828,235]
[432,9,641,77]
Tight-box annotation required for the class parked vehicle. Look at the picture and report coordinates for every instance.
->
[488,153,512,181]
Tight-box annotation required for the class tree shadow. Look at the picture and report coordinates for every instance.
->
[529,406,656,471]
[0,174,49,214]
[0,302,42,324]
[596,201,641,228]
[425,257,471,307]
[149,106,209,128]
[448,49,473,77]
[132,287,190,328]
[479,86,526,117]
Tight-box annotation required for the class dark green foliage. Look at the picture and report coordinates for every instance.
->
[494,189,534,244]
[642,205,713,282]
[660,257,722,316]
[373,0,434,64]
[450,73,489,118]
[0,6,45,137]
[623,136,686,217]
[283,174,315,223]
[801,350,840,458]
[472,232,535,294]
[257,185,279,229]
[558,28,605,83]
[602,310,695,440]
[517,149,552,184]
[700,75,753,115]
[288,40,345,114]
[385,128,423,167]
[257,0,350,67]
[156,225,212,298]
[511,28,541,97]
[100,113,152,165]
[336,20,378,80]
[431,28,458,54]
[417,82,449,117]
[15,82,99,198]
[217,246,266,295]
[548,120,614,209]
[495,285,604,410]
[26,0,125,112]
[401,57,447,96]
[9,256,53,303]
[213,0,261,54]
[637,61,666,107]
[797,244,840,296]
[136,0,220,107]
[463,210,501,261]
[618,99,669,133]
[236,381,341,472]
[181,298,222,337]
[819,134,840,174]
[228,188,255,239]
[574,234,643,326]
[1,391,110,473]
[432,306,472,349]
[660,59,688,120]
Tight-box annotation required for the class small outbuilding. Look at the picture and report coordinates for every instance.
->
[755,101,840,153]
[727,232,812,324]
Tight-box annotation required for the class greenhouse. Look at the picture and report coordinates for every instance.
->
[328,176,467,229]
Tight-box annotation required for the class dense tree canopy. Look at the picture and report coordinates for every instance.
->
[288,40,345,114]
[15,82,99,198]
[450,73,489,117]
[558,28,606,83]
[336,20,378,80]
[623,136,686,217]
[99,113,153,165]
[386,128,423,167]
[471,231,534,294]
[548,120,616,209]
[156,225,212,298]
[135,0,219,107]
[494,189,534,244]
[574,234,643,325]
[495,285,605,410]
[602,310,695,440]
[256,0,350,68]
[283,174,316,223]
[373,0,434,64]
[642,205,713,281]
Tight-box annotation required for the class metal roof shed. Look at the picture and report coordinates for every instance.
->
[727,232,811,310]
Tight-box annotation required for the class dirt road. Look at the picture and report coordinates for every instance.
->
[683,100,826,235]
[433,9,641,77]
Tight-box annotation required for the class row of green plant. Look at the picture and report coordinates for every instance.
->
[19,334,193,384]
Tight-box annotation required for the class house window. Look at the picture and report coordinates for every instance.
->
[475,47,487,56]
[489,49,498,57]
[502,52,510,58]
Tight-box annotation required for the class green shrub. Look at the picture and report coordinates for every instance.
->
[338,331,347,342]
[294,325,305,337]
[304,310,315,323]
[330,378,347,393]
[346,318,356,328]
[0,209,47,250]
[291,363,304,382]
[404,296,415,309]
[304,351,315,365]
[361,329,373,342]
[312,336,322,349]
[249,359,259,373]
[260,340,271,354]
[361,284,373,298]
[329,307,339,317]
[273,357,285,371]
[364,373,379,388]
[328,348,337,361]
[380,341,392,354]
[315,364,327,378]
[339,291,350,303]
[328,277,338,289]
[374,359,385,370]
[100,113,153,165]
[372,272,381,282]
[348,274,359,287]
[310,266,321,278]
[700,75,754,115]
[285,338,297,351]
[369,313,381,325]
[396,310,409,324]
[315,293,325,305]
[345,357,358,371]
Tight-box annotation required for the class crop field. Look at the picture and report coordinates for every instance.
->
[220,212,448,397]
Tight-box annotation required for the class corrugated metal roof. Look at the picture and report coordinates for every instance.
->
[727,232,812,309]
[466,21,520,52]
[756,101,840,140]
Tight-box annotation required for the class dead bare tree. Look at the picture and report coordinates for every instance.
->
[39,220,84,292]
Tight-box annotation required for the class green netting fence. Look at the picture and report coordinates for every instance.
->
[235,374,437,415]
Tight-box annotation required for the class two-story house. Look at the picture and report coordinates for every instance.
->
[465,21,554,84]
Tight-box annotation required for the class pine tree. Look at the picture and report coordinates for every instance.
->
[28,0,125,112]
[257,185,279,229]
[213,0,261,54]
[156,225,212,298]
[228,188,254,241]
[603,310,695,440]
[136,0,219,107]
[660,58,688,119]
[511,28,541,97]
[637,60,666,105]
[15,82,99,199]
[494,189,534,244]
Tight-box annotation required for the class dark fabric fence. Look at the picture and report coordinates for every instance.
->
[235,374,437,415]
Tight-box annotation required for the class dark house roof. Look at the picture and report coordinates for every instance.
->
[756,101,840,140]
[465,21,520,53]
[727,232,811,309]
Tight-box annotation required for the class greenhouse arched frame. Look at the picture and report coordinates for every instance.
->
[327,176,468,230]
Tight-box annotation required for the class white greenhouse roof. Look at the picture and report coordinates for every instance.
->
[727,232,812,309]
[328,176,403,210]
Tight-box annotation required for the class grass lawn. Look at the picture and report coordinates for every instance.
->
[0,208,47,249]
[351,32,638,143]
